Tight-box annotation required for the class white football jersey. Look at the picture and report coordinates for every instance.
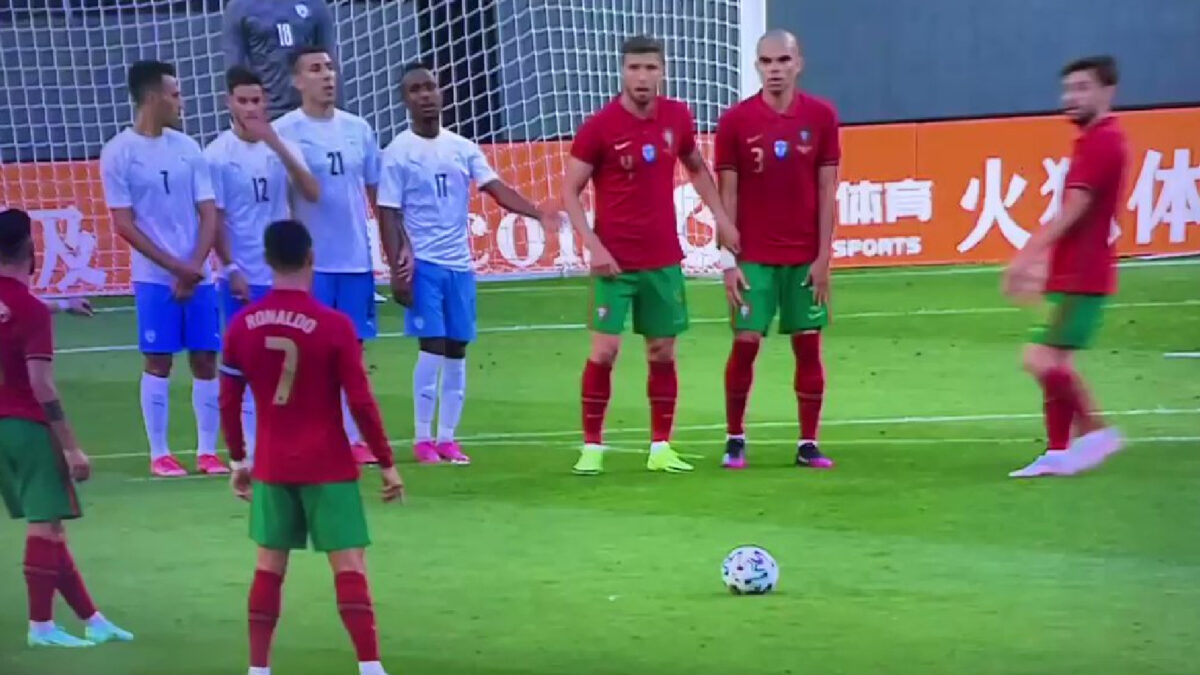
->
[273,109,380,274]
[99,127,216,285]
[377,128,498,271]
[204,130,307,286]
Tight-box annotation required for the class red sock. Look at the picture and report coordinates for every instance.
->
[581,360,612,445]
[248,569,283,668]
[648,360,678,443]
[1038,366,1098,447]
[1071,375,1102,435]
[335,571,379,663]
[792,332,825,441]
[24,536,60,623]
[724,339,760,435]
[56,542,97,620]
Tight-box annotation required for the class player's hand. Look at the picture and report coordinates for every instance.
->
[1003,249,1047,302]
[239,111,279,146]
[588,245,622,278]
[723,266,750,308]
[380,466,405,503]
[64,448,91,483]
[64,298,94,317]
[806,255,832,306]
[230,467,253,502]
[170,258,205,285]
[229,270,251,301]
[172,277,198,302]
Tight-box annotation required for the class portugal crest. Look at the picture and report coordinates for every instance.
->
[642,143,656,163]
[799,129,811,143]
[295,3,310,18]
[773,139,788,159]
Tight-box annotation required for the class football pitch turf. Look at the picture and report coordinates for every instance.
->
[1,261,1198,675]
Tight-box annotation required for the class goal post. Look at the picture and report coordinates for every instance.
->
[0,0,765,296]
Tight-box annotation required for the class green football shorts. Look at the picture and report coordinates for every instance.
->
[730,262,829,335]
[589,265,689,338]
[250,480,370,552]
[1030,292,1107,350]
[0,418,81,523]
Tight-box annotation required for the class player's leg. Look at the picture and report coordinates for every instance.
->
[337,273,381,462]
[723,262,778,469]
[434,268,477,464]
[407,261,449,464]
[220,283,270,466]
[186,283,228,474]
[134,282,185,476]
[575,274,635,475]
[633,266,693,473]
[304,482,388,674]
[247,548,290,675]
[778,264,833,469]
[247,482,306,674]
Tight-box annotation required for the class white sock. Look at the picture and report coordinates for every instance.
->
[30,620,54,633]
[140,373,171,460]
[413,351,442,442]
[650,440,671,454]
[242,389,257,464]
[193,378,220,456]
[727,433,745,441]
[436,356,466,443]
[85,612,106,628]
[341,392,362,444]
[359,661,386,675]
[248,667,271,675]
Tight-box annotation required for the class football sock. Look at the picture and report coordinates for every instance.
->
[192,377,220,456]
[647,360,678,443]
[335,571,380,663]
[1072,375,1103,435]
[24,536,59,623]
[140,372,171,460]
[724,339,760,436]
[55,541,97,621]
[249,668,272,675]
[437,356,466,443]
[792,332,825,442]
[342,392,363,445]
[242,389,258,464]
[248,569,283,669]
[359,662,387,675]
[581,360,612,445]
[413,351,443,442]
[1037,368,1074,451]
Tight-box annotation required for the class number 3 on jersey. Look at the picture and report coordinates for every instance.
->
[266,336,298,405]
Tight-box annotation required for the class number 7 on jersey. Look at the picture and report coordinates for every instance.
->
[265,336,298,405]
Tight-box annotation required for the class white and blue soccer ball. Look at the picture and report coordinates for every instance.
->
[721,545,779,595]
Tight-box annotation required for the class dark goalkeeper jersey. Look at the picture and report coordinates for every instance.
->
[222,0,339,118]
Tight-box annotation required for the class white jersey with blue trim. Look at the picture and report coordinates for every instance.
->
[377,128,498,272]
[99,127,216,285]
[274,108,380,274]
[204,129,306,286]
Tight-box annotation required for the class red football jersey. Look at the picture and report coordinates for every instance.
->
[0,276,53,424]
[714,91,841,265]
[1047,116,1128,295]
[570,96,697,270]
[219,289,394,484]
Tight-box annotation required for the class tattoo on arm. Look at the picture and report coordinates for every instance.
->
[42,399,65,422]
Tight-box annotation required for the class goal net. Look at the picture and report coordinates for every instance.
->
[0,0,757,297]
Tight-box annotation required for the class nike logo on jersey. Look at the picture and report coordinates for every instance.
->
[613,141,632,150]
[746,134,763,143]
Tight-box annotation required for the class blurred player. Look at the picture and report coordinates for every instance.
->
[0,209,133,648]
[222,0,337,119]
[220,219,402,675]
[1005,56,1128,478]
[714,30,840,470]
[378,64,557,465]
[206,66,319,465]
[275,46,381,464]
[563,36,738,475]
[100,60,228,478]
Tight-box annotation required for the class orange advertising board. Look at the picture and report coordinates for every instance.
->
[2,107,1198,296]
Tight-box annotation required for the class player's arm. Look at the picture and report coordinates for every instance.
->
[479,180,551,220]
[43,297,93,317]
[335,321,404,501]
[713,111,740,271]
[1021,189,1094,257]
[190,151,219,274]
[376,150,414,293]
[276,141,320,203]
[680,147,738,253]
[377,207,412,275]
[218,361,248,466]
[111,207,199,281]
[24,309,89,481]
[561,158,619,276]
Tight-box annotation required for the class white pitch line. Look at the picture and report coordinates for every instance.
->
[89,407,1200,461]
[1164,352,1200,359]
[54,299,1200,356]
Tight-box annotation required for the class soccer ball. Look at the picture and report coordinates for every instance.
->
[721,546,779,595]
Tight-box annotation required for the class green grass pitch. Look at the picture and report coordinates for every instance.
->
[2,261,1199,675]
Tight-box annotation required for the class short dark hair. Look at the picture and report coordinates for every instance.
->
[0,209,34,264]
[226,66,263,92]
[290,45,331,72]
[128,60,176,105]
[264,219,312,272]
[621,35,664,62]
[402,61,433,76]
[1061,55,1119,86]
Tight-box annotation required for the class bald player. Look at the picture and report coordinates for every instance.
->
[714,30,841,470]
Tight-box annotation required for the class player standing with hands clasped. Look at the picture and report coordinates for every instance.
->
[714,30,841,470]
[564,35,738,476]
[220,219,402,675]
[378,64,558,465]
[205,65,319,466]
[1004,56,1128,478]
